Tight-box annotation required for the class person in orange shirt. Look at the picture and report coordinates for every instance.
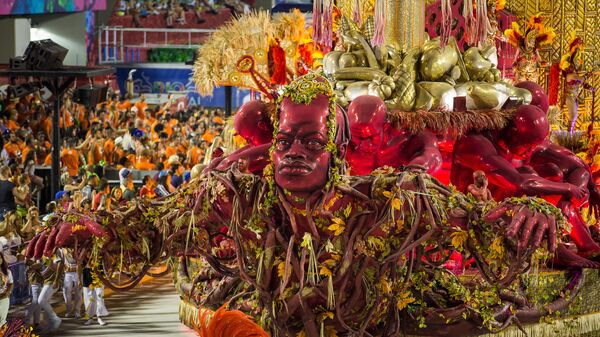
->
[21,138,33,165]
[145,109,156,128]
[61,139,82,177]
[202,125,218,144]
[87,137,104,166]
[165,142,177,160]
[60,108,74,130]
[42,114,53,138]
[6,110,19,132]
[103,136,116,165]
[116,96,132,112]
[4,133,21,159]
[134,95,147,120]
[135,149,156,170]
[186,139,204,167]
[44,152,52,166]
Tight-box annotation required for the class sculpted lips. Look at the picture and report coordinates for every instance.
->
[278,160,313,175]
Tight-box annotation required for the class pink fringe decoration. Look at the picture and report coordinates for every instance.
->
[322,0,333,50]
[462,0,476,45]
[352,0,362,26]
[475,0,491,46]
[372,0,385,47]
[440,0,452,46]
[312,0,322,43]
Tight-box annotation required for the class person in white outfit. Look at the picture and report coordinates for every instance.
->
[25,258,44,328]
[0,253,14,326]
[38,255,62,333]
[59,248,82,318]
[82,260,108,326]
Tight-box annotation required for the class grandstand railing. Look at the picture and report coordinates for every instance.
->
[98,26,216,64]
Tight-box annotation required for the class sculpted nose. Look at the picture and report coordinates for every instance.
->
[285,140,306,160]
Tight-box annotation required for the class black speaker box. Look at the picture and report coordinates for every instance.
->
[9,56,27,70]
[73,85,109,108]
[24,39,68,70]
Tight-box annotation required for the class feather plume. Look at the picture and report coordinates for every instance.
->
[195,305,269,337]
[193,11,274,96]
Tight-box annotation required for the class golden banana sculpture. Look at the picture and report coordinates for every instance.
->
[324,23,532,112]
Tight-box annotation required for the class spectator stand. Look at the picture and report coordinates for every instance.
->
[98,26,216,64]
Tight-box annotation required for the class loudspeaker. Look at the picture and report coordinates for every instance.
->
[9,56,27,70]
[24,39,68,70]
[73,85,109,108]
[7,83,41,98]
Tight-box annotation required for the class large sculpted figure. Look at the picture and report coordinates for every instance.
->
[29,74,577,337]
[345,95,442,175]
[452,101,600,265]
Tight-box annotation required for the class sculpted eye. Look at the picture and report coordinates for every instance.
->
[306,139,325,150]
[275,139,290,150]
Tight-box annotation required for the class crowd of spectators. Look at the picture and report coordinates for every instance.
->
[0,88,238,330]
[0,88,236,230]
[115,0,251,27]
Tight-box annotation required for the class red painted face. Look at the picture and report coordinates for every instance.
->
[234,101,274,146]
[272,95,331,196]
[347,96,386,154]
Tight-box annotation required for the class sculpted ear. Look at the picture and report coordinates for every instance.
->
[337,142,347,161]
[257,120,269,131]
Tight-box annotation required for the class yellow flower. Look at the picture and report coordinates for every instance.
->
[367,236,385,252]
[328,217,345,236]
[450,229,468,251]
[559,54,571,71]
[496,0,506,11]
[379,278,392,294]
[396,219,405,231]
[488,237,505,260]
[391,198,402,210]
[320,265,333,277]
[277,261,287,279]
[382,190,393,199]
[397,291,416,310]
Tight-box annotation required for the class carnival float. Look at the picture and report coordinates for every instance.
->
[24,0,600,336]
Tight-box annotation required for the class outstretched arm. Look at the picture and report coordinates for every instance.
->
[405,130,442,173]
[454,134,584,199]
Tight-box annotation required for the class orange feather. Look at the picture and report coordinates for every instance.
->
[194,305,270,337]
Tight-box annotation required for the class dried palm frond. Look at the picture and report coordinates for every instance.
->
[388,108,516,136]
[193,11,274,96]
[551,130,587,153]
[273,9,306,43]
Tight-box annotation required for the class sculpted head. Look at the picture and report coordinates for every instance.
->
[234,100,274,146]
[501,104,549,159]
[347,95,387,154]
[271,74,348,197]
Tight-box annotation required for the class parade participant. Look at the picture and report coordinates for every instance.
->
[0,253,13,326]
[25,258,43,328]
[82,260,108,326]
[38,254,63,332]
[60,248,82,319]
